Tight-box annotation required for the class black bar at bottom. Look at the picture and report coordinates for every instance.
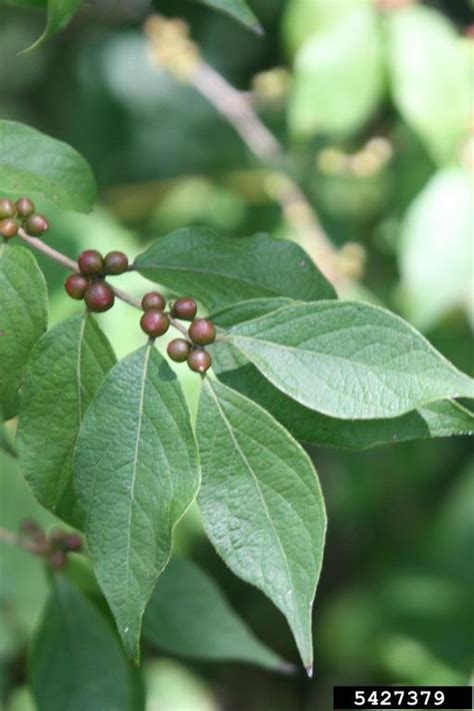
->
[333,686,473,710]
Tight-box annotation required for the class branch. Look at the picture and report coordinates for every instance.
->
[16,228,189,337]
[0,526,41,554]
[143,16,358,288]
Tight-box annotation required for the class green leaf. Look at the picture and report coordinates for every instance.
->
[223,301,474,420]
[387,5,469,165]
[17,314,115,524]
[0,120,96,212]
[212,343,474,450]
[0,416,16,458]
[133,228,336,311]
[74,345,200,662]
[0,243,48,420]
[192,0,262,34]
[289,5,383,138]
[29,577,133,711]
[144,557,292,672]
[22,0,82,53]
[399,168,473,329]
[197,379,326,672]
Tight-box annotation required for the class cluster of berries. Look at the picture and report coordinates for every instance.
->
[0,197,49,240]
[64,249,129,312]
[20,519,82,570]
[140,294,216,373]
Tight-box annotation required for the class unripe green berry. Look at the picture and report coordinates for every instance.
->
[140,309,170,338]
[167,338,191,363]
[24,213,49,236]
[84,281,115,312]
[0,219,19,240]
[0,198,17,219]
[187,348,212,374]
[104,251,129,275]
[142,291,166,311]
[16,197,35,217]
[188,318,216,346]
[171,297,197,321]
[78,250,104,276]
[65,273,89,300]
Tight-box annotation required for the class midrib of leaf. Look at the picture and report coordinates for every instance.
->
[76,313,87,421]
[124,343,152,612]
[204,379,301,629]
[142,263,283,294]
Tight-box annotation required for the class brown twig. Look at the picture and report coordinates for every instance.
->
[16,227,189,337]
[0,526,41,554]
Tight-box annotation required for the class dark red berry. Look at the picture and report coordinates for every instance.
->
[48,549,67,570]
[15,197,35,217]
[188,318,216,346]
[63,534,82,552]
[140,309,170,338]
[167,338,191,363]
[65,273,89,300]
[187,348,212,373]
[78,250,104,276]
[104,251,129,275]
[0,219,18,239]
[171,297,197,321]
[84,282,115,312]
[0,198,17,219]
[142,291,166,311]
[24,213,49,236]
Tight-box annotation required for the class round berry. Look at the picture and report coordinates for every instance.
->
[171,297,197,321]
[16,197,35,217]
[188,318,216,346]
[142,291,166,311]
[84,282,115,312]
[140,309,170,338]
[0,198,17,219]
[24,213,49,236]
[78,250,104,276]
[0,219,18,240]
[48,550,67,570]
[63,534,83,552]
[187,348,212,374]
[104,251,129,275]
[167,338,191,363]
[65,273,89,300]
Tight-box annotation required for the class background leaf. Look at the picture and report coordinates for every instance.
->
[134,228,336,311]
[17,314,115,524]
[144,557,291,672]
[0,244,48,420]
[29,577,133,711]
[23,0,82,52]
[388,5,469,164]
[74,345,200,661]
[191,0,262,34]
[0,120,96,212]
[225,301,474,420]
[197,379,326,672]
[399,168,473,330]
[289,5,383,138]
[211,340,474,450]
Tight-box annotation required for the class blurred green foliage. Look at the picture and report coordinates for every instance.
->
[0,0,472,708]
